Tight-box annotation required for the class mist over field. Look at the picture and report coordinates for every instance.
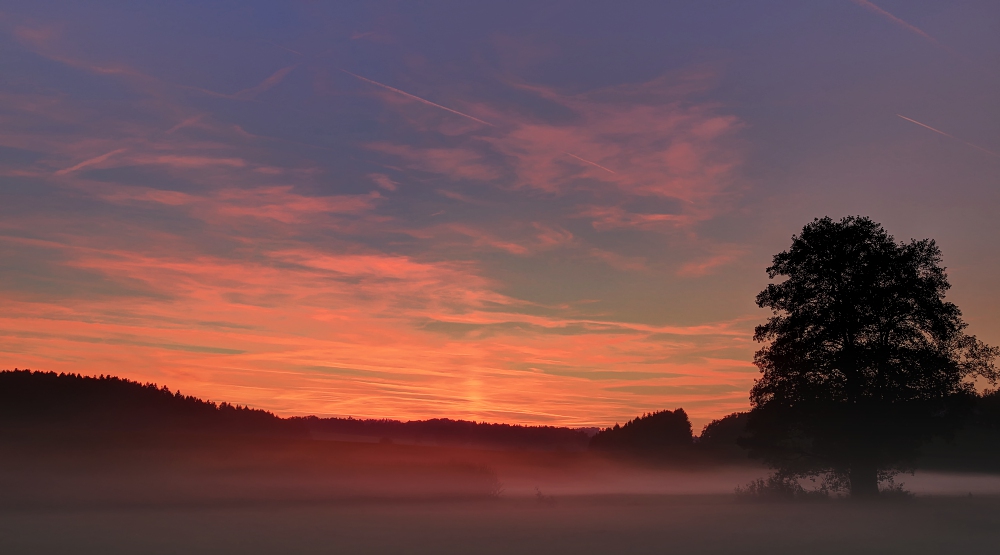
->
[4,454,1000,555]
[4,422,1000,554]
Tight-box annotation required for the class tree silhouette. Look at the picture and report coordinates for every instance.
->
[744,216,999,496]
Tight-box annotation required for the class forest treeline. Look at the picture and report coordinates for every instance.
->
[0,370,588,451]
[4,369,1000,469]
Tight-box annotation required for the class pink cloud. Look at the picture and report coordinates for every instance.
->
[362,71,743,228]
[677,246,746,277]
[496,99,742,204]
[368,173,399,191]
[134,154,248,169]
[425,223,531,255]
[212,188,381,223]
[577,205,689,231]
[532,223,574,249]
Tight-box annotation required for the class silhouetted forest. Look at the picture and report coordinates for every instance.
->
[0,370,588,450]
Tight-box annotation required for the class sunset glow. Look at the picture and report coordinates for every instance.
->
[2,1,998,429]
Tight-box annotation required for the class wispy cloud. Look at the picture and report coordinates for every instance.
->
[368,173,399,191]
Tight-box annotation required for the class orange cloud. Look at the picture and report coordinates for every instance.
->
[0,221,756,428]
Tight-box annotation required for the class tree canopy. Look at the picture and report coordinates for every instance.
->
[744,216,998,496]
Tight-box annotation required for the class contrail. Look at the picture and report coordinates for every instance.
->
[849,0,945,50]
[564,152,616,174]
[268,41,304,57]
[55,148,127,176]
[339,69,494,127]
[897,114,1000,159]
[235,64,298,99]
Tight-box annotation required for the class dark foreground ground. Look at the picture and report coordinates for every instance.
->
[3,494,1000,555]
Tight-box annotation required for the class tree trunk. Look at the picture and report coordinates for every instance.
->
[849,463,879,497]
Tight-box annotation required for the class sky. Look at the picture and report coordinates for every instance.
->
[1,1,998,430]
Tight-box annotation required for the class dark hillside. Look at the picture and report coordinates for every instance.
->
[0,369,302,436]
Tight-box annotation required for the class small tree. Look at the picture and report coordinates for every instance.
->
[744,216,998,496]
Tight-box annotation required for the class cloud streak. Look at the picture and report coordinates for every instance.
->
[54,148,127,175]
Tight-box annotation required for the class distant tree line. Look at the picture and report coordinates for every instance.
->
[295,416,591,451]
[7,368,1000,470]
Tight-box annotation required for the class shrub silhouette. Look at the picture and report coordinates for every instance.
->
[735,473,829,501]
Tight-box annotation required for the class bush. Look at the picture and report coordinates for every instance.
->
[735,473,829,501]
